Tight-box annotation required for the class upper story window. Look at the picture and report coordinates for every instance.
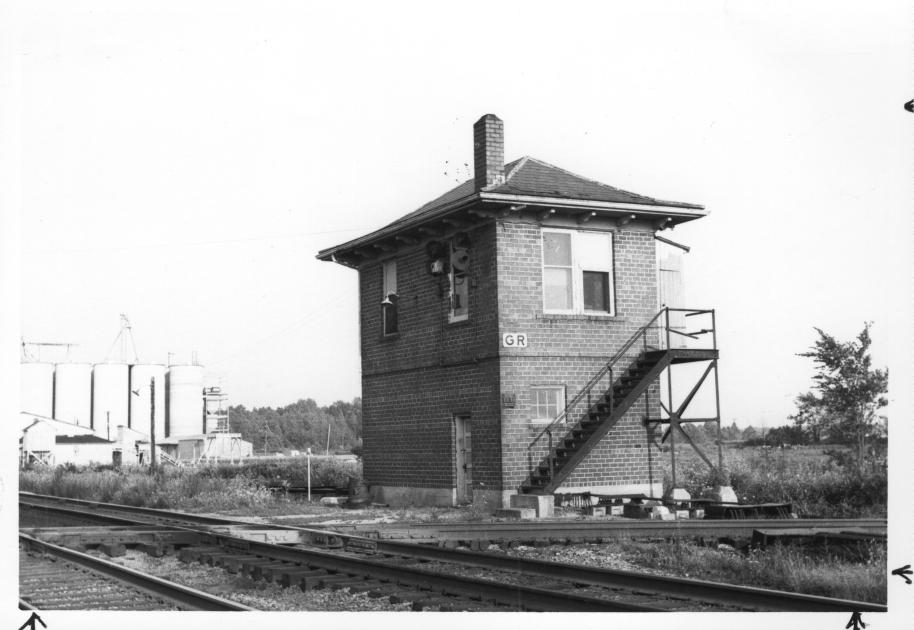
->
[449,240,469,323]
[381,260,398,336]
[542,229,615,315]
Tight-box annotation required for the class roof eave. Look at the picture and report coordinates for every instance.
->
[316,192,480,263]
[478,191,706,215]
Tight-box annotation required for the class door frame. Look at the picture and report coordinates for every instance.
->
[453,413,472,505]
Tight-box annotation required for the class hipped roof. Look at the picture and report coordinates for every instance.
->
[318,156,704,264]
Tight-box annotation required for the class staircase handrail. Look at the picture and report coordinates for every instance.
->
[522,306,717,492]
[528,307,669,454]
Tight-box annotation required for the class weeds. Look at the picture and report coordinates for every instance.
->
[612,537,886,603]
[663,446,887,517]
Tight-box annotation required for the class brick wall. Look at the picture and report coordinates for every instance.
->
[357,213,664,503]
[495,217,661,493]
[359,222,502,496]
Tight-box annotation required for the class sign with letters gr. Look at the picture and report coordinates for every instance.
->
[502,333,528,348]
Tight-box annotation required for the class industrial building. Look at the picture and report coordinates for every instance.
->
[19,354,252,467]
[318,114,723,509]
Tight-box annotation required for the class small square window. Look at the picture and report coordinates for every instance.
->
[531,386,566,423]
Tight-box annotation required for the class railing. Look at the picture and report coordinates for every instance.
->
[524,307,717,486]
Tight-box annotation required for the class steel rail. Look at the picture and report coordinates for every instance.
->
[193,530,660,612]
[20,492,241,526]
[19,494,887,612]
[338,536,886,612]
[324,517,888,540]
[19,533,254,611]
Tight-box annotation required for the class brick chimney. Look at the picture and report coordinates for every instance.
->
[473,114,505,190]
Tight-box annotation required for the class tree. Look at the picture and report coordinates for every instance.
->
[791,323,888,469]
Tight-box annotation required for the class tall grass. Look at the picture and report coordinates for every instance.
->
[19,458,362,513]
[614,537,886,603]
[664,446,887,517]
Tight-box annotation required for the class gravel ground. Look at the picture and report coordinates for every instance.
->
[87,549,417,611]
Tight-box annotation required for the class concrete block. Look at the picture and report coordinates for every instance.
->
[675,510,690,519]
[509,494,554,518]
[585,506,606,517]
[319,496,346,506]
[609,505,624,516]
[710,486,739,503]
[496,508,536,519]
[664,487,691,502]
[690,508,705,519]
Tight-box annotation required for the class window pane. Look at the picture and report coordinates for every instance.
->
[583,271,609,311]
[544,268,572,310]
[543,232,572,266]
[383,300,398,335]
[576,232,612,270]
[451,273,468,318]
[383,260,397,294]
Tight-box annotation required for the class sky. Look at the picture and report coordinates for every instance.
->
[4,1,912,432]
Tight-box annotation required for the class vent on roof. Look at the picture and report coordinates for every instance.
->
[473,114,505,190]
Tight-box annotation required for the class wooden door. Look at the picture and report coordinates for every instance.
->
[454,415,473,504]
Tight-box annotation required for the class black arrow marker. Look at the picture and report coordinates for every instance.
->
[18,612,47,630]
[845,611,865,630]
[892,564,912,584]
[905,99,914,112]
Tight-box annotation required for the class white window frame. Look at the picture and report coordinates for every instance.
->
[541,228,615,316]
[530,385,567,425]
[448,240,469,324]
[381,259,398,336]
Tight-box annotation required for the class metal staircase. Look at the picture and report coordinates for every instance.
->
[520,308,720,496]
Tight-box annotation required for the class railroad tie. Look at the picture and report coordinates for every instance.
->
[273,568,326,588]
[135,543,165,558]
[98,543,126,557]
[248,562,296,582]
[177,546,220,564]
[220,554,265,574]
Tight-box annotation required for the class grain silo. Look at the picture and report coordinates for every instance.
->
[54,363,92,427]
[92,363,129,433]
[167,365,204,437]
[129,364,166,440]
[20,362,55,417]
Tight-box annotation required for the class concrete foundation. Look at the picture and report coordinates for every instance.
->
[509,494,554,518]
[556,481,662,498]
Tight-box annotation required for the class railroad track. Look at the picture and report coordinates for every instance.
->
[19,533,253,611]
[20,491,887,543]
[309,517,889,543]
[19,493,887,612]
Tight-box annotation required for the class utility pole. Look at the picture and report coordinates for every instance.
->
[106,412,110,441]
[326,423,331,456]
[150,377,157,473]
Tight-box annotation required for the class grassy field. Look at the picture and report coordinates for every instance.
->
[662,444,887,518]
[19,457,360,513]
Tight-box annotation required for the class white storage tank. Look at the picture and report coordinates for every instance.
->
[20,362,55,417]
[129,364,166,440]
[167,365,204,437]
[92,363,129,433]
[54,363,92,427]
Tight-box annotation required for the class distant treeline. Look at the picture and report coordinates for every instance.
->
[228,398,361,455]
